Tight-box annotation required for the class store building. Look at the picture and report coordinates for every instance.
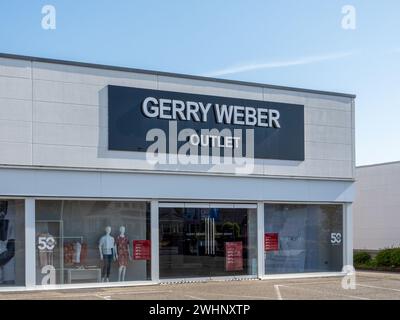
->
[0,53,355,291]
[354,161,400,251]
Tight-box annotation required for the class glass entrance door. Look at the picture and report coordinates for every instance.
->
[159,204,257,279]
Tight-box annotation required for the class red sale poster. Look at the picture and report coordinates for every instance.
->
[133,240,151,260]
[264,233,279,251]
[225,241,243,271]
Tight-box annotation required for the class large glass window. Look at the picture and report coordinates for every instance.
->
[0,199,25,286]
[35,200,150,286]
[159,206,257,279]
[264,204,343,274]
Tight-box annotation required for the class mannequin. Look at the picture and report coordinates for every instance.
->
[98,226,116,282]
[115,226,131,281]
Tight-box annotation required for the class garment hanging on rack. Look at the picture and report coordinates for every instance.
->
[80,243,87,264]
[64,243,74,265]
[73,242,81,264]
[64,241,87,265]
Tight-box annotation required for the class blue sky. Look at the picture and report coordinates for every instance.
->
[0,0,399,166]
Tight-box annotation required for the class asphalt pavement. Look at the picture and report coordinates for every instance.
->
[1,271,399,300]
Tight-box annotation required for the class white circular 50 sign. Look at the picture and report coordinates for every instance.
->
[38,236,56,250]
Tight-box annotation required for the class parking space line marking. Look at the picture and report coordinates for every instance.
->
[277,280,341,286]
[276,277,389,287]
[274,285,283,300]
[358,284,400,292]
[185,295,205,300]
[95,290,172,297]
[204,292,274,300]
[278,284,370,300]
[25,290,173,300]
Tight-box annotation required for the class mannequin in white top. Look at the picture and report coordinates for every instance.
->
[115,226,131,281]
[98,226,116,282]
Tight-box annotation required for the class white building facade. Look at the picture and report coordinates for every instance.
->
[0,53,355,291]
[354,162,400,250]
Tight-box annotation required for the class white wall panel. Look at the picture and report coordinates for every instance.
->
[305,142,352,161]
[33,61,158,89]
[33,143,155,170]
[33,79,102,106]
[304,159,352,177]
[0,76,32,100]
[305,107,351,128]
[0,57,31,79]
[263,87,307,105]
[33,122,100,147]
[305,124,351,145]
[158,75,264,100]
[0,141,31,165]
[0,119,31,143]
[0,98,32,121]
[306,94,352,112]
[33,101,103,126]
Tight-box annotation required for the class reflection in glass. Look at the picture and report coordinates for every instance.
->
[35,200,150,285]
[159,207,257,279]
[0,200,25,286]
[264,204,343,274]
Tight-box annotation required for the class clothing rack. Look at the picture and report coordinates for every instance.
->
[63,236,84,242]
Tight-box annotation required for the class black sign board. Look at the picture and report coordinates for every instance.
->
[108,85,304,161]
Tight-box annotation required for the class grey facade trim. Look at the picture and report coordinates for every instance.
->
[0,164,355,182]
[0,52,356,99]
[0,167,354,202]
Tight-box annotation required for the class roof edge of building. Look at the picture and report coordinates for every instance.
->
[356,160,400,169]
[0,52,356,99]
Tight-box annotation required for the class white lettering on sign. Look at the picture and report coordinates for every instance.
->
[189,134,241,149]
[142,97,281,128]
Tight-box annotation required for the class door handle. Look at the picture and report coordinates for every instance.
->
[205,217,209,255]
[212,218,215,255]
[209,217,212,255]
[205,217,215,256]
[211,217,214,255]
[204,217,207,255]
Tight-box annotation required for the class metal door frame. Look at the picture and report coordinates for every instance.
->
[157,202,258,281]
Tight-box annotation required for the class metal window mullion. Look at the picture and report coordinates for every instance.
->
[257,202,265,278]
[150,200,159,282]
[344,203,353,267]
[25,198,36,288]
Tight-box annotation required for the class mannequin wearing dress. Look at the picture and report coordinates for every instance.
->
[115,226,131,281]
[98,226,116,282]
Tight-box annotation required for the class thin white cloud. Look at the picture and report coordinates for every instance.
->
[203,52,354,77]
